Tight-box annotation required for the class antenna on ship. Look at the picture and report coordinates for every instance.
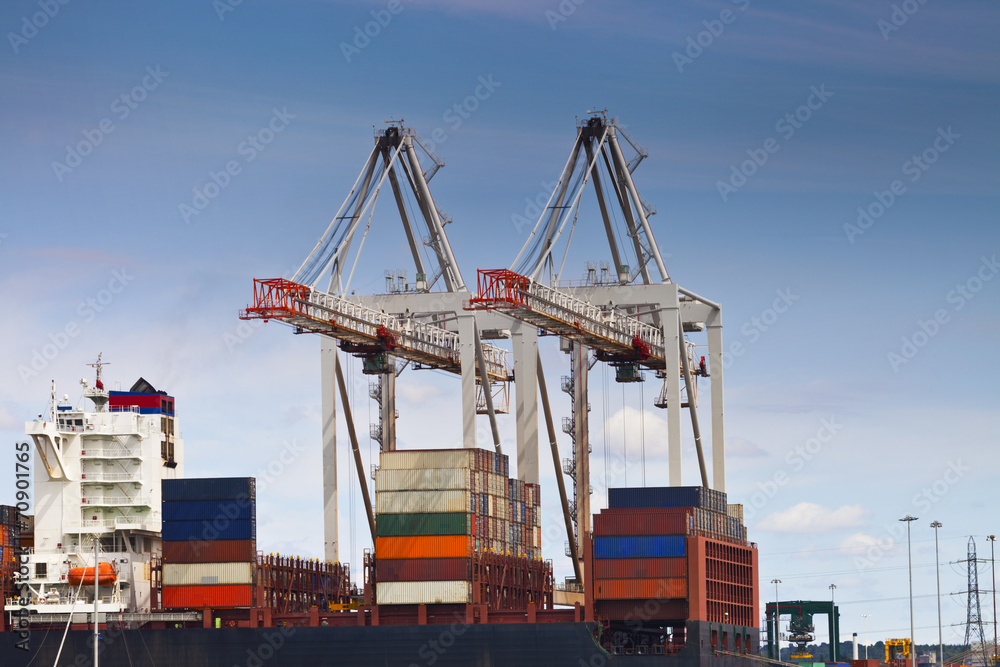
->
[84,353,111,412]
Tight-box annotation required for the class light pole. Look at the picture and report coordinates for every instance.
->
[900,515,919,667]
[861,614,871,660]
[931,521,943,667]
[830,584,838,662]
[988,535,997,667]
[773,578,782,662]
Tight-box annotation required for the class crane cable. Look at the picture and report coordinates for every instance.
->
[640,380,646,487]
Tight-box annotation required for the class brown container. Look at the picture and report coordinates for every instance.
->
[162,539,257,563]
[595,599,688,621]
[594,557,687,579]
[593,577,687,600]
[593,508,694,536]
[376,557,470,582]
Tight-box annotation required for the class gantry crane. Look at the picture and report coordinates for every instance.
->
[473,112,728,587]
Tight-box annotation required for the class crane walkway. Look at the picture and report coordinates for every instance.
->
[467,269,666,368]
[241,278,509,381]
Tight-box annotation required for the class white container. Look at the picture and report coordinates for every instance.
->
[375,468,472,492]
[375,490,471,514]
[379,449,475,470]
[376,580,471,605]
[162,562,254,586]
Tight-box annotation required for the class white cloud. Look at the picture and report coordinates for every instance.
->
[727,437,768,458]
[758,502,869,533]
[395,382,444,406]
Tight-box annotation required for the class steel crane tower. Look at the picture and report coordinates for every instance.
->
[242,123,531,563]
[471,112,727,586]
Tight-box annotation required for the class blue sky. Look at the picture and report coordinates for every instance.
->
[2,0,998,647]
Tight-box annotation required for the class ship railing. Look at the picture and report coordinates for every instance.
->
[81,472,143,483]
[79,444,142,458]
[81,495,153,507]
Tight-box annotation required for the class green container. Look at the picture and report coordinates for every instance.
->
[376,512,469,537]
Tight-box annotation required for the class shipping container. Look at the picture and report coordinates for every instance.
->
[608,486,727,511]
[162,499,255,522]
[375,558,470,582]
[162,478,255,502]
[375,513,470,537]
[593,557,687,579]
[375,535,473,559]
[726,503,744,522]
[379,449,475,471]
[162,539,256,564]
[375,468,473,492]
[376,580,471,605]
[593,508,694,536]
[162,584,254,608]
[593,536,686,559]
[592,577,687,600]
[163,562,254,586]
[374,490,472,515]
[161,518,255,542]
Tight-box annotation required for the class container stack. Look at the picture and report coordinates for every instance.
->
[161,478,257,609]
[0,506,20,586]
[374,448,541,605]
[592,486,755,628]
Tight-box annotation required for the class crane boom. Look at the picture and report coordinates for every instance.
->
[467,269,665,368]
[241,277,510,381]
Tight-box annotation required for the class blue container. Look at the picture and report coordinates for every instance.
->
[594,535,686,559]
[608,486,728,510]
[162,499,255,522]
[161,518,255,542]
[162,478,256,502]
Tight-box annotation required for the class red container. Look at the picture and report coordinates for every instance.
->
[593,577,686,600]
[593,508,694,536]
[162,584,253,608]
[594,557,687,579]
[376,558,470,582]
[162,539,256,563]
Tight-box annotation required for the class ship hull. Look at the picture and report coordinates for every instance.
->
[1,620,755,666]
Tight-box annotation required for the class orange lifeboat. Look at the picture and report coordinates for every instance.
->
[67,562,116,586]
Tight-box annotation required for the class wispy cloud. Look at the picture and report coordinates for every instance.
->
[758,502,869,533]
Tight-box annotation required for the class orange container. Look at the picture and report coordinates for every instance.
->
[375,535,473,559]
[593,577,686,600]
[162,584,254,608]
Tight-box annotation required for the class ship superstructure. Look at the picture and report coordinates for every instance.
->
[7,357,184,619]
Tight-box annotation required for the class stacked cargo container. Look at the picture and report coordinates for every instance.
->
[0,506,20,592]
[161,478,257,609]
[374,448,541,605]
[592,486,753,618]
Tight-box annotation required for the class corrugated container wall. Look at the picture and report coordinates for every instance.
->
[375,468,472,491]
[375,490,472,515]
[594,536,686,559]
[378,450,475,471]
[375,581,471,605]
[376,558,470,582]
[162,540,256,563]
[162,478,255,502]
[163,562,254,586]
[161,519,255,542]
[162,584,253,609]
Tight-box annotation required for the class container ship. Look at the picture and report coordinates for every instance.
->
[4,115,768,665]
